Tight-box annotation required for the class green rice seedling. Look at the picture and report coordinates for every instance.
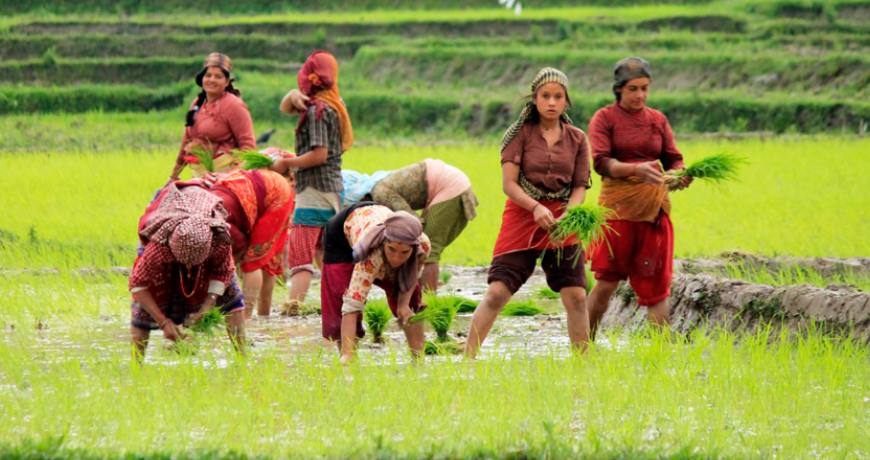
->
[439,271,453,285]
[550,204,612,247]
[364,300,392,343]
[412,294,458,341]
[673,153,746,183]
[239,151,274,170]
[187,146,215,173]
[452,296,479,314]
[501,300,545,317]
[189,308,225,336]
[536,287,559,300]
[423,339,463,355]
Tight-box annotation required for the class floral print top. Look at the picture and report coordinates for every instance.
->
[341,205,431,314]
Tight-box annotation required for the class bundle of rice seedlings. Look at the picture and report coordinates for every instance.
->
[186,146,215,173]
[536,287,559,300]
[423,340,463,355]
[412,294,458,342]
[550,204,612,247]
[239,151,275,170]
[452,297,479,314]
[364,300,391,344]
[501,300,545,317]
[189,308,225,336]
[670,153,746,184]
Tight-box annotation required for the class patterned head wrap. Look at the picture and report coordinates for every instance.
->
[292,51,354,152]
[195,52,233,87]
[352,211,425,293]
[169,217,214,266]
[500,67,573,151]
[139,184,230,266]
[612,57,652,100]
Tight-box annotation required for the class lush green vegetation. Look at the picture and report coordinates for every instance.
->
[2,2,868,458]
[1,137,867,269]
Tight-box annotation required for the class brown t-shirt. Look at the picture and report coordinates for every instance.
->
[500,122,591,193]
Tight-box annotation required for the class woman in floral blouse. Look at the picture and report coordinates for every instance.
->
[320,203,430,363]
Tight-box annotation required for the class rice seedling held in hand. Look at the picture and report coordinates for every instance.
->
[186,145,216,173]
[550,204,613,262]
[189,308,226,336]
[364,300,392,344]
[239,151,275,170]
[668,153,746,186]
[412,294,459,342]
[501,300,545,317]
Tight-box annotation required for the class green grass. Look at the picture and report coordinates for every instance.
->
[722,263,870,292]
[0,136,867,268]
[0,282,866,460]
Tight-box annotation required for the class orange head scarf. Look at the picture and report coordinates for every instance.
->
[296,51,354,152]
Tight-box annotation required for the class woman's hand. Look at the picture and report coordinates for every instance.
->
[666,169,693,191]
[280,89,309,115]
[396,305,413,327]
[160,320,185,342]
[633,161,665,185]
[532,203,556,230]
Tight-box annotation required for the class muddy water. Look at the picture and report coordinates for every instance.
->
[14,259,868,368]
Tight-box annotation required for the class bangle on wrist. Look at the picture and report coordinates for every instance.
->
[531,203,541,213]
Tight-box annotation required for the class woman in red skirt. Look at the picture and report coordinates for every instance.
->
[464,67,593,358]
[586,57,692,337]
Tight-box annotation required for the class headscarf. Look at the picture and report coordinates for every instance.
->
[294,51,354,152]
[139,184,230,266]
[195,52,234,87]
[501,67,573,151]
[612,57,652,100]
[352,211,425,293]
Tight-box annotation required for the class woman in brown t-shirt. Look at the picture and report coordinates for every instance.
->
[169,53,256,180]
[464,68,593,358]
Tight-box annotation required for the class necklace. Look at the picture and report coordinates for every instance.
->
[178,265,203,298]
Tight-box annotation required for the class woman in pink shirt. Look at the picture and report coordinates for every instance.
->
[169,53,256,180]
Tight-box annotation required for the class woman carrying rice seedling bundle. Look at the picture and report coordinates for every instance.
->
[320,203,430,363]
[270,51,353,316]
[129,184,246,360]
[204,167,294,319]
[464,67,593,358]
[586,57,692,338]
[170,53,256,179]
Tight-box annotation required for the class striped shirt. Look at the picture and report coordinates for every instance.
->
[588,103,685,177]
[295,104,344,193]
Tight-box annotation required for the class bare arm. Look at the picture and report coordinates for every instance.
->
[270,146,328,174]
[132,289,184,341]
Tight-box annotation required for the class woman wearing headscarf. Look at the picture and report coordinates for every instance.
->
[202,167,294,318]
[129,184,245,359]
[320,203,430,363]
[464,67,592,358]
[270,50,354,314]
[170,52,256,180]
[585,57,692,338]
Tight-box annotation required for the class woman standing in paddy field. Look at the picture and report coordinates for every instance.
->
[271,51,353,314]
[464,67,593,358]
[170,53,256,179]
[586,57,692,337]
